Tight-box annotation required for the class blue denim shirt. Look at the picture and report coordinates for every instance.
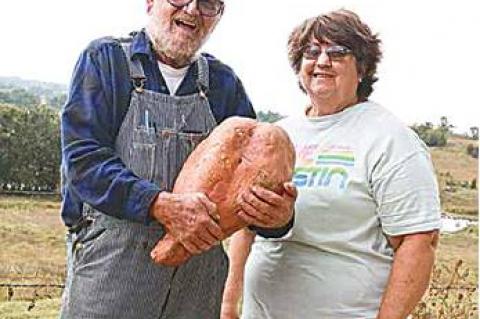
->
[61,30,293,237]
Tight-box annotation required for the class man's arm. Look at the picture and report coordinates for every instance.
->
[221,228,255,319]
[63,43,222,253]
[62,42,160,224]
[377,230,439,319]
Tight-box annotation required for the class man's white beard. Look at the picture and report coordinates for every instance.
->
[146,23,205,68]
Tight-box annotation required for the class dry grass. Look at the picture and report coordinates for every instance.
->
[437,226,478,271]
[0,195,65,276]
[416,225,479,317]
[431,136,478,182]
[412,263,478,318]
[417,225,478,318]
[0,298,61,319]
[431,135,478,216]
[0,195,65,303]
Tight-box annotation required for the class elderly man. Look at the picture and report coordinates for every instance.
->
[59,0,295,318]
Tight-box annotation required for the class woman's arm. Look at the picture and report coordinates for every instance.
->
[221,228,255,319]
[377,230,439,319]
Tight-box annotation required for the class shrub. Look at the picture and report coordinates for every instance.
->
[466,144,479,159]
[256,110,285,123]
[412,123,448,147]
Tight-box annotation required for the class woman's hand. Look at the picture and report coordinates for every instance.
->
[237,182,297,228]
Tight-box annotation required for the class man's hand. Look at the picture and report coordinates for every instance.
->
[237,182,297,228]
[150,192,224,255]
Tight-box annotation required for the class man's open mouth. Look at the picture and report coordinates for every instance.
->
[174,17,198,32]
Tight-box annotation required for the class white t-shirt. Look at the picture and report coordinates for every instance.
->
[242,101,441,319]
[157,60,190,96]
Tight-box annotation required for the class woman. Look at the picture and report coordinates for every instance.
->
[222,9,441,319]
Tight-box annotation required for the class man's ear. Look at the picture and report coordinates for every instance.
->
[146,0,154,14]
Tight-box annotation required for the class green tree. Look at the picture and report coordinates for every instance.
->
[466,144,479,159]
[440,116,448,128]
[0,88,40,108]
[257,110,285,123]
[0,104,20,183]
[49,93,67,109]
[0,104,60,190]
[411,122,448,147]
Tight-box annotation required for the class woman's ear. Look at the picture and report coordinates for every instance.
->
[298,79,307,94]
[356,63,367,82]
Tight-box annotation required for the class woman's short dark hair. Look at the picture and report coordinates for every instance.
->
[288,9,382,101]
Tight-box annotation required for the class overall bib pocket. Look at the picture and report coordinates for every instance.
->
[177,131,209,161]
[131,128,157,181]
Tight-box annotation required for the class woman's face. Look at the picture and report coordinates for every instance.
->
[298,38,360,109]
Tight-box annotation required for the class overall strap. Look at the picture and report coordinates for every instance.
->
[120,38,210,96]
[196,55,210,98]
[120,40,146,93]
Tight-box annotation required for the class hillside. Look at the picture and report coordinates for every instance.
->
[0,76,67,109]
[431,135,478,216]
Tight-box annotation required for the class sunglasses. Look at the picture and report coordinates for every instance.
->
[167,0,224,17]
[303,44,352,61]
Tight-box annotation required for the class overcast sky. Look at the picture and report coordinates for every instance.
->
[0,0,478,133]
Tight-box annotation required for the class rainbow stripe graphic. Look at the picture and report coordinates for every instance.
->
[294,148,355,190]
[315,154,355,167]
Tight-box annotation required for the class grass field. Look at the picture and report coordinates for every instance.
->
[431,135,478,217]
[0,136,477,318]
[0,194,477,318]
[414,225,478,318]
[0,195,64,318]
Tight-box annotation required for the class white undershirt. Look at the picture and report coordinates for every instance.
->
[157,60,190,96]
[145,28,199,95]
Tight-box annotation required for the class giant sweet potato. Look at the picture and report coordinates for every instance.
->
[150,116,295,266]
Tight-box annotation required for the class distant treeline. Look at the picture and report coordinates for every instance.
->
[0,76,67,109]
[0,104,60,191]
[411,118,478,158]
[411,122,450,147]
[0,88,66,109]
[0,77,65,191]
[0,87,477,192]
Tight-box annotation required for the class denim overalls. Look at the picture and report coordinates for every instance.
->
[60,39,228,319]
